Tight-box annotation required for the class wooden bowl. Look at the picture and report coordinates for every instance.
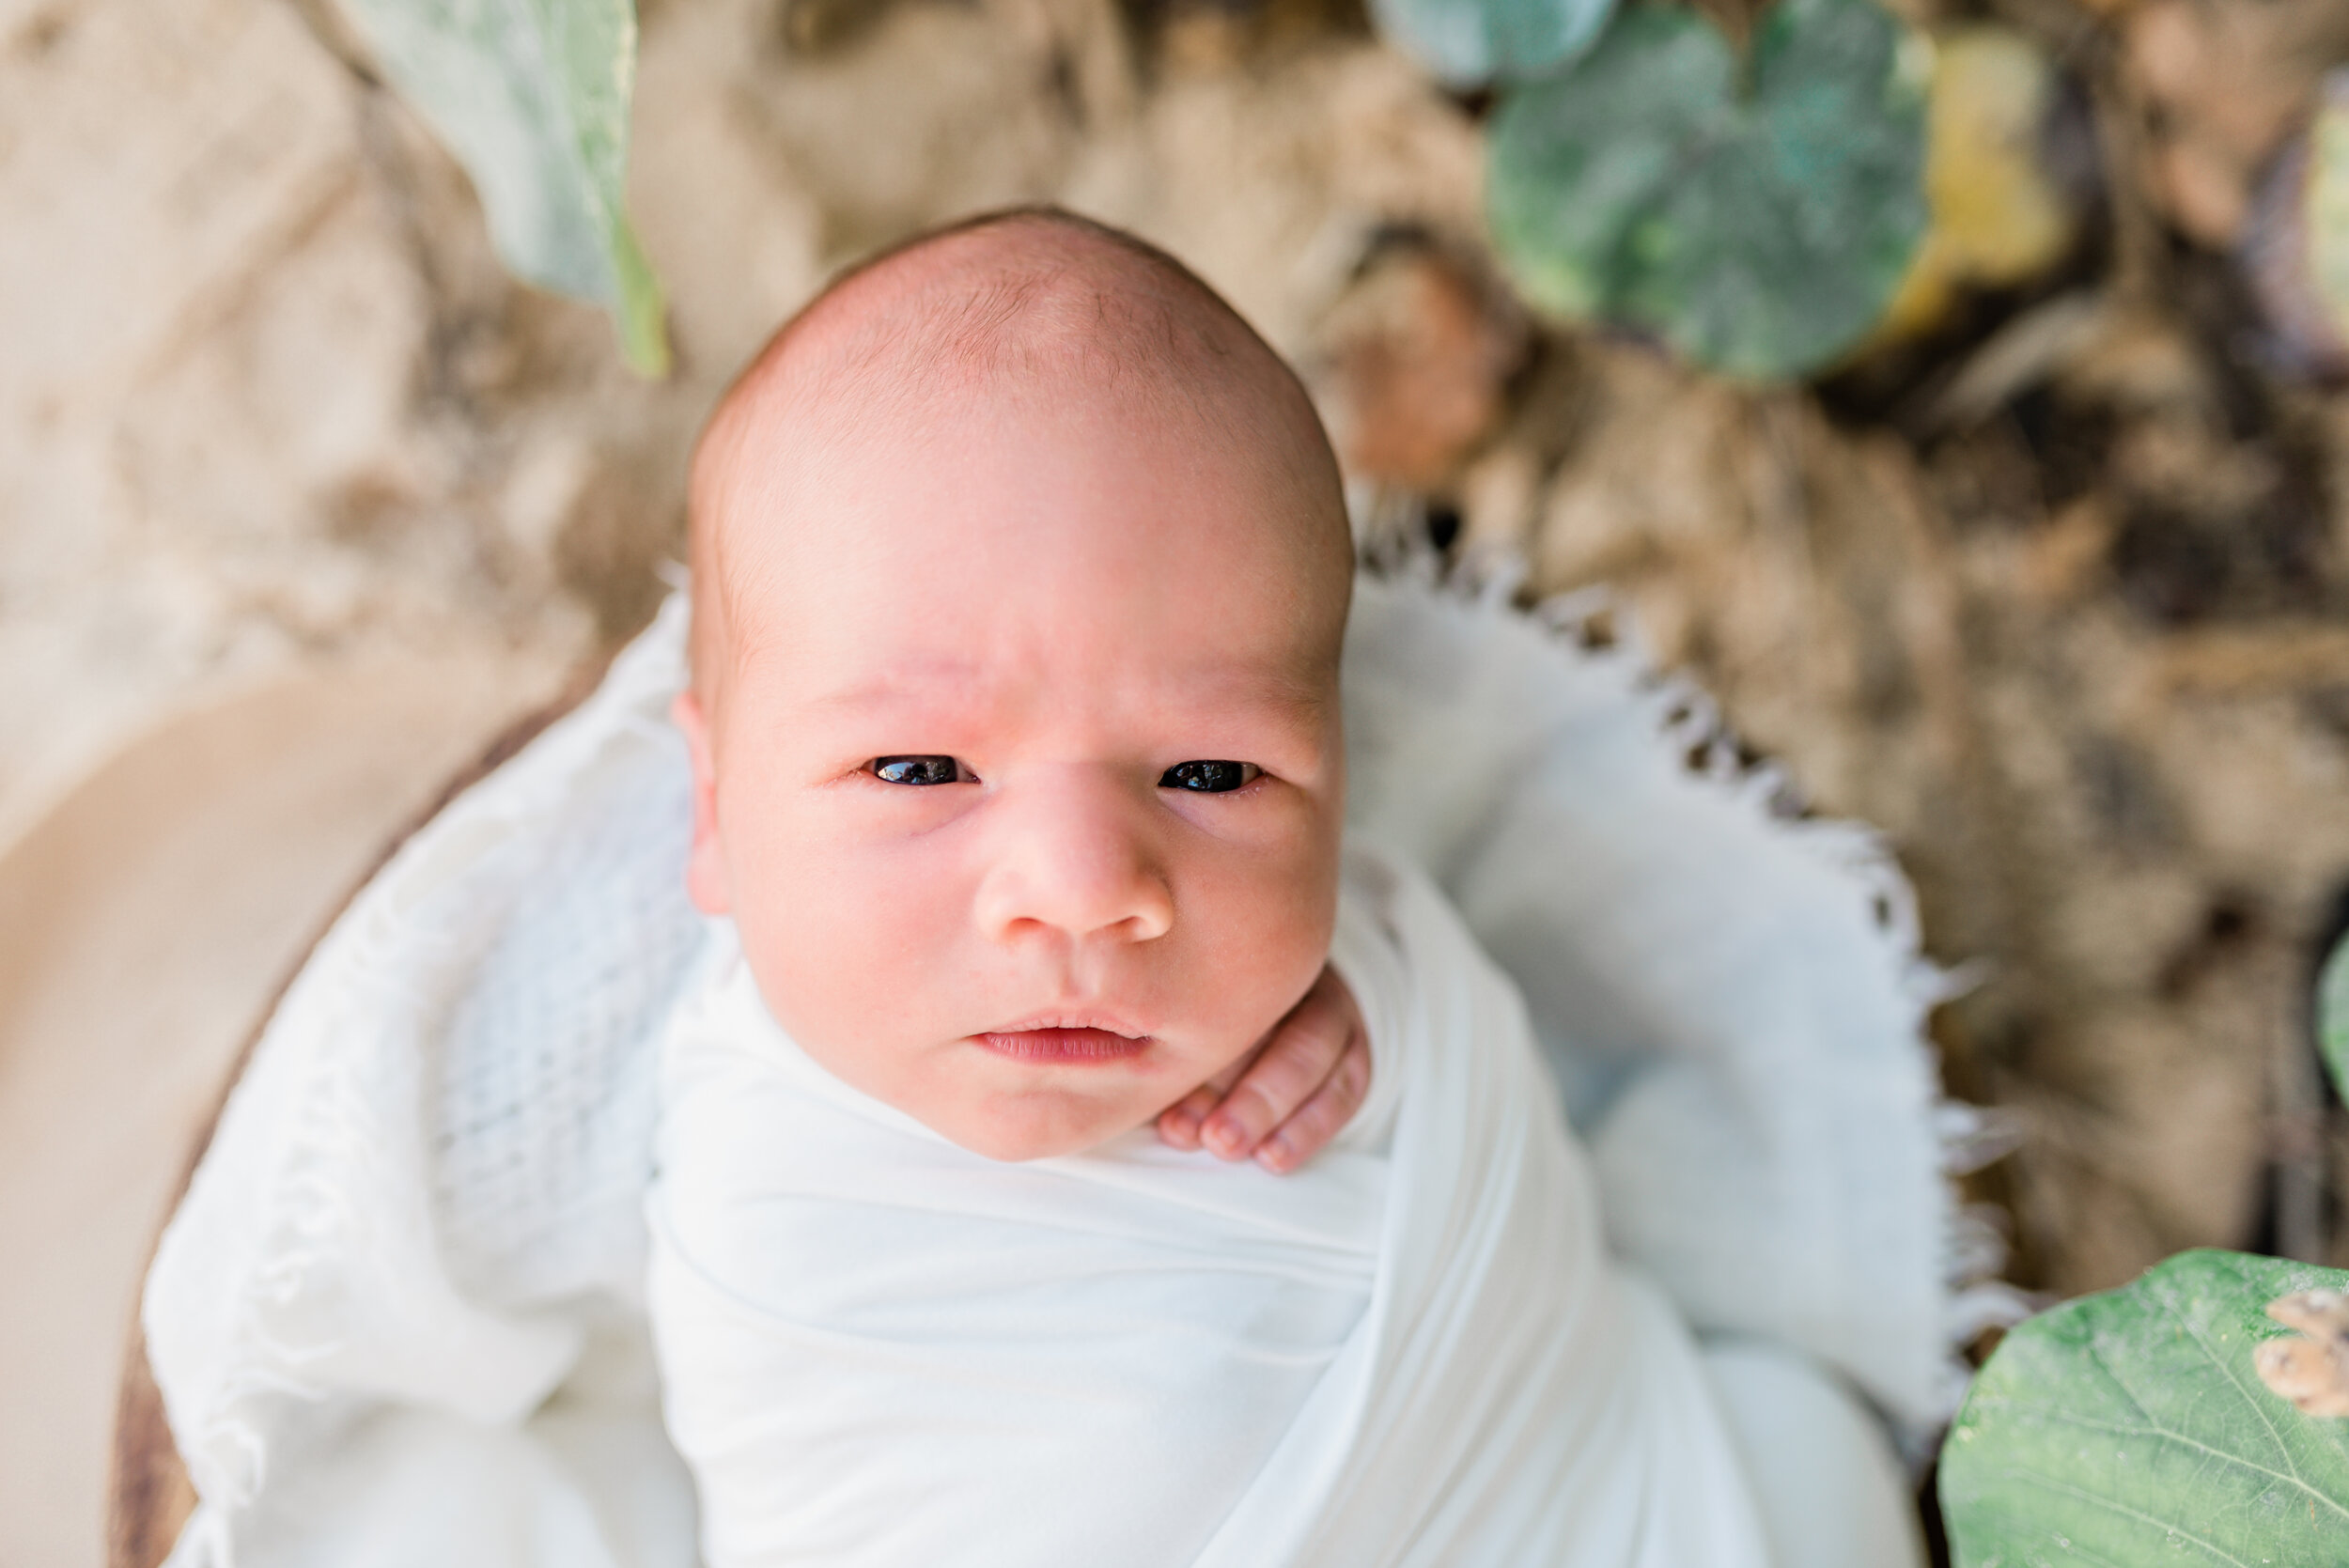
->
[0,660,570,1568]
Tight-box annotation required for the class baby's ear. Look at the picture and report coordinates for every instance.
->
[672,691,732,915]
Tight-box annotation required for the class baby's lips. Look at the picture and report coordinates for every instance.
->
[974,1027,1152,1063]
[984,1006,1156,1039]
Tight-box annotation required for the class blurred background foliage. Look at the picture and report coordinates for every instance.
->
[331,0,670,372]
[9,0,2349,1448]
[1937,927,2349,1560]
[1486,0,1929,379]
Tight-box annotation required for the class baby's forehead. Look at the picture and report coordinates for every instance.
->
[690,212,1351,697]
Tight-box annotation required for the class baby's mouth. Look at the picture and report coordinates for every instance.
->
[974,1026,1152,1064]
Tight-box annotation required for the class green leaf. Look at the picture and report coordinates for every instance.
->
[338,0,670,375]
[1941,1249,2349,1568]
[1370,0,1619,87]
[2305,82,2349,361]
[2321,930,2349,1106]
[1486,0,1929,380]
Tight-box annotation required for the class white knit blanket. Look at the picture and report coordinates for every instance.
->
[145,570,2000,1567]
[649,849,1767,1568]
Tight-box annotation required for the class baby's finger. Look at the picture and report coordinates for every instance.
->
[1156,1034,1268,1151]
[1254,1033,1371,1173]
[1200,974,1352,1160]
[1155,1083,1225,1151]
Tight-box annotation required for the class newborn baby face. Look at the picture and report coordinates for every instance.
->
[677,215,1352,1161]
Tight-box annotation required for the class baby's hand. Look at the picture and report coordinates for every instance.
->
[1156,965,1370,1173]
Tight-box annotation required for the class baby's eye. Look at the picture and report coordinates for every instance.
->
[870,755,969,785]
[1158,760,1259,793]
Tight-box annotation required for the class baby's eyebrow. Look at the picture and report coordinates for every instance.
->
[786,662,988,719]
[786,661,1332,727]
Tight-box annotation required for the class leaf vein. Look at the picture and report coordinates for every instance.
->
[2155,1281,2306,1489]
[1985,1408,2349,1524]
[1992,1471,2259,1567]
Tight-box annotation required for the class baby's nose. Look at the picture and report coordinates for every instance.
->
[972,769,1174,947]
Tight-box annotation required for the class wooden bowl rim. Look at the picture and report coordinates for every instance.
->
[104,677,594,1568]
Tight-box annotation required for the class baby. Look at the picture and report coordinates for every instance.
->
[670,209,1360,1172]
[646,210,1895,1567]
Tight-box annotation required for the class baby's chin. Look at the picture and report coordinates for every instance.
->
[900,1041,1239,1162]
[784,1006,1252,1162]
[922,1083,1164,1163]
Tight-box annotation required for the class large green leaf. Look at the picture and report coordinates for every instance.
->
[1486,0,1928,380]
[1941,1250,2349,1568]
[2321,930,2349,1104]
[1370,0,1618,87]
[338,0,669,374]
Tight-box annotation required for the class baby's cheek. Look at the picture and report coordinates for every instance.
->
[728,828,962,1064]
[1181,846,1337,1055]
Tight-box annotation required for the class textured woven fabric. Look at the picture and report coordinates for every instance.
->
[145,570,1997,1568]
[1344,569,1988,1426]
[430,737,702,1311]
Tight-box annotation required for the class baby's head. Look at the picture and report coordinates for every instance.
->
[677,209,1353,1161]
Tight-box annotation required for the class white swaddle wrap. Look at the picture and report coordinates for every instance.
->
[649,848,1770,1568]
